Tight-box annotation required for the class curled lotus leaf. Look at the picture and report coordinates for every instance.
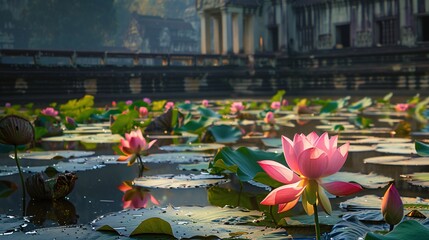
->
[25,172,78,200]
[0,115,35,146]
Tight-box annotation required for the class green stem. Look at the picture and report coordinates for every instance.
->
[313,204,321,240]
[14,145,26,216]
[137,155,144,177]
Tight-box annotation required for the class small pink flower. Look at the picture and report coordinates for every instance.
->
[202,99,209,107]
[126,100,133,105]
[118,129,157,166]
[230,102,244,114]
[143,98,151,104]
[381,183,403,226]
[165,101,174,110]
[139,107,148,118]
[271,101,281,110]
[41,107,58,117]
[5,103,11,108]
[112,101,117,107]
[394,103,409,112]
[282,99,288,106]
[264,112,275,124]
[258,132,362,214]
[184,100,191,104]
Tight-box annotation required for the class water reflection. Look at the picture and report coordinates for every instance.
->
[118,181,159,209]
[27,198,78,226]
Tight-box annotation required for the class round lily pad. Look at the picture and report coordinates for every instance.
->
[68,155,122,165]
[375,143,416,154]
[91,206,288,239]
[23,160,105,173]
[146,132,198,139]
[80,134,123,144]
[403,172,429,188]
[160,143,224,152]
[354,137,411,144]
[364,156,429,166]
[326,172,393,189]
[133,174,229,189]
[177,162,210,172]
[378,118,403,124]
[41,134,86,142]
[13,150,95,160]
[64,126,111,134]
[141,152,212,164]
[0,166,18,177]
[348,145,376,152]
[340,195,429,211]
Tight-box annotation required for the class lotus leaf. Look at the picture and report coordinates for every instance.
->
[133,174,229,189]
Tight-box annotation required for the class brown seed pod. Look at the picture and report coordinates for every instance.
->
[0,115,35,146]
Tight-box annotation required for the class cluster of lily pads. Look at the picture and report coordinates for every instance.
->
[0,91,429,239]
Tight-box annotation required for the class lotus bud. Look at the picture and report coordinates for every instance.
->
[126,100,133,105]
[270,101,281,110]
[381,183,403,226]
[202,99,209,107]
[111,101,117,107]
[0,115,35,146]
[165,101,174,110]
[394,103,409,112]
[139,107,149,118]
[5,102,11,108]
[264,112,275,124]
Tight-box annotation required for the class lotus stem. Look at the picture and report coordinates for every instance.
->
[389,224,394,232]
[137,155,144,177]
[313,204,321,240]
[14,145,26,216]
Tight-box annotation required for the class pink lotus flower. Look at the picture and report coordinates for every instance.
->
[41,107,58,117]
[118,129,156,166]
[143,98,151,104]
[381,183,403,226]
[118,181,159,209]
[258,132,362,215]
[202,99,209,107]
[139,107,148,118]
[111,101,117,107]
[184,100,191,104]
[126,100,133,105]
[394,103,409,112]
[230,102,244,114]
[264,112,275,124]
[5,102,11,108]
[165,101,174,110]
[271,101,281,110]
[282,99,288,106]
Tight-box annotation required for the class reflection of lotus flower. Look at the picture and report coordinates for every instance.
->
[271,101,281,110]
[381,183,403,226]
[143,98,151,104]
[258,132,362,215]
[394,103,409,112]
[202,99,209,107]
[0,115,34,146]
[139,107,148,118]
[264,112,275,124]
[118,181,159,209]
[230,102,244,114]
[41,107,58,117]
[118,129,156,166]
[165,101,174,110]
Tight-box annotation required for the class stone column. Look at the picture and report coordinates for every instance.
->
[213,15,222,54]
[200,12,211,54]
[221,9,233,54]
[243,14,255,54]
[232,11,243,53]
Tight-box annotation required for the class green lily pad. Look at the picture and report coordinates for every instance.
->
[197,107,221,119]
[0,180,17,198]
[177,162,210,171]
[326,172,392,189]
[207,125,242,144]
[340,195,429,211]
[416,141,429,157]
[142,152,212,164]
[365,220,429,240]
[92,206,289,239]
[0,215,26,234]
[283,210,342,226]
[349,145,377,152]
[64,126,110,134]
[261,138,281,148]
[354,137,411,144]
[133,174,229,189]
[23,160,105,173]
[13,150,95,160]
[375,143,416,154]
[403,172,429,187]
[68,155,122,165]
[0,166,18,177]
[145,132,198,139]
[80,134,123,144]
[160,143,224,152]
[41,134,86,142]
[364,156,429,166]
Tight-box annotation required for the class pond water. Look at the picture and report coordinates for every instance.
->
[0,96,429,239]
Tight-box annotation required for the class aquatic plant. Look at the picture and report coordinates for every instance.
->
[258,132,362,240]
[381,182,403,230]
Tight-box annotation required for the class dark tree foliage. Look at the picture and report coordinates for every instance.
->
[23,0,116,50]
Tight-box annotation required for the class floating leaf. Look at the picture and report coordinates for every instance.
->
[206,125,242,144]
[160,143,224,152]
[326,172,392,189]
[197,107,221,119]
[364,156,429,166]
[178,162,210,171]
[365,220,429,240]
[0,215,26,234]
[142,152,212,164]
[92,206,288,239]
[416,141,429,157]
[133,174,229,189]
[403,172,429,188]
[13,150,95,160]
[23,160,105,173]
[0,180,17,198]
[375,143,416,155]
[354,137,411,144]
[348,97,372,112]
[261,138,281,148]
[340,195,429,211]
[0,166,18,177]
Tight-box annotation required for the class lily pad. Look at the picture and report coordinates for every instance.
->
[160,143,224,152]
[0,166,18,177]
[207,125,242,144]
[416,141,429,157]
[142,152,212,164]
[340,195,429,211]
[68,155,123,165]
[349,145,377,152]
[80,134,123,144]
[92,206,289,239]
[23,160,105,173]
[13,150,95,160]
[133,174,229,189]
[145,132,198,139]
[354,137,411,144]
[261,138,281,148]
[326,172,392,189]
[364,156,429,166]
[403,172,429,187]
[177,162,210,171]
[375,143,416,155]
[365,220,429,240]
[41,134,86,142]
[64,126,110,134]
[0,215,26,234]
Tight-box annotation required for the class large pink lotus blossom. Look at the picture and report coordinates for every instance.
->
[258,132,362,215]
[264,112,275,124]
[230,102,244,114]
[394,103,409,112]
[41,107,58,117]
[118,181,159,209]
[271,101,281,110]
[118,129,156,166]
[381,183,403,226]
